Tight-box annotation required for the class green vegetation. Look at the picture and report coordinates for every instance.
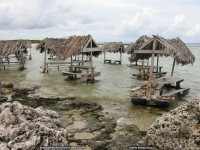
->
[24,40,41,44]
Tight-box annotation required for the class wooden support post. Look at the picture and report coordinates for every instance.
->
[90,40,93,67]
[90,40,94,80]
[171,58,175,76]
[43,46,47,73]
[70,56,73,71]
[104,52,106,63]
[82,53,84,66]
[29,47,32,60]
[147,38,157,97]
[150,40,156,76]
[120,45,122,64]
[156,55,159,73]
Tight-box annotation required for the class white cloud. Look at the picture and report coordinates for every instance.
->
[0,0,200,42]
[186,24,200,36]
[172,14,185,28]
[115,7,157,36]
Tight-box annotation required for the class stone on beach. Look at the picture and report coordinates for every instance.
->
[0,101,68,149]
[146,95,200,150]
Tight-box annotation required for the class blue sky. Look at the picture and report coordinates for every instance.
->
[0,0,200,42]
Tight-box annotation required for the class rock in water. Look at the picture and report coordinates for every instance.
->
[146,95,200,150]
[0,101,68,149]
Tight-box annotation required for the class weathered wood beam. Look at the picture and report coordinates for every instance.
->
[171,58,176,76]
[134,50,165,54]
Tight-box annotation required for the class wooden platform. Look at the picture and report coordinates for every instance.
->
[157,76,184,85]
[62,65,100,82]
[130,75,189,107]
[62,71,81,76]
[162,88,189,96]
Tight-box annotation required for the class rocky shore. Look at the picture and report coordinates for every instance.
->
[146,95,200,150]
[0,84,146,150]
[0,101,67,150]
[2,82,200,149]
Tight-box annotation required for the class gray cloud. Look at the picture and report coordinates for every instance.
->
[0,0,200,42]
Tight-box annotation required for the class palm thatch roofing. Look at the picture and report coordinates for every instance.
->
[36,38,66,56]
[100,42,125,53]
[36,35,101,59]
[125,35,195,65]
[0,40,31,56]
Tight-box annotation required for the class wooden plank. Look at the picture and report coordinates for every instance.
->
[157,76,184,84]
[134,50,165,54]
[162,88,189,96]
[1,62,19,64]
[46,62,72,65]
[74,66,95,69]
[171,58,175,76]
[81,72,101,77]
[62,71,81,76]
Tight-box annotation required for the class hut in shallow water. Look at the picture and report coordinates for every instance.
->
[100,42,125,64]
[129,35,195,107]
[37,35,101,82]
[0,40,31,70]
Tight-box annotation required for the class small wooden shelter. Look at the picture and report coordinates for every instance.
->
[129,35,195,107]
[37,35,101,82]
[0,40,31,70]
[100,42,125,64]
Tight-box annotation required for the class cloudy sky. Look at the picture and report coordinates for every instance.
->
[0,0,200,42]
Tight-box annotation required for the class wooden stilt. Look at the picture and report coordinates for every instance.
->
[43,46,47,73]
[90,40,94,81]
[156,55,159,72]
[171,58,176,76]
[120,45,122,64]
[147,38,157,97]
[82,53,84,66]
[104,52,106,63]
[29,47,32,60]
[70,56,73,71]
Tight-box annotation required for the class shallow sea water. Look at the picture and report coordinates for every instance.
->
[0,43,199,130]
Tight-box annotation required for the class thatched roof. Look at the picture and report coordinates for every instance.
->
[0,40,31,56]
[125,35,151,54]
[100,42,125,53]
[126,35,195,65]
[36,35,101,59]
[36,38,66,56]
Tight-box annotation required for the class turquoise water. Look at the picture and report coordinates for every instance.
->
[0,43,199,130]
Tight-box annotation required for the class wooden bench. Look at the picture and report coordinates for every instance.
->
[104,59,112,63]
[62,71,81,76]
[114,60,121,64]
[162,88,189,96]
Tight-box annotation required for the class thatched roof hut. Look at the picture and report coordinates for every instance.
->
[125,35,151,54]
[36,38,66,57]
[126,35,195,65]
[0,40,31,56]
[100,42,125,53]
[100,42,125,64]
[36,35,101,59]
